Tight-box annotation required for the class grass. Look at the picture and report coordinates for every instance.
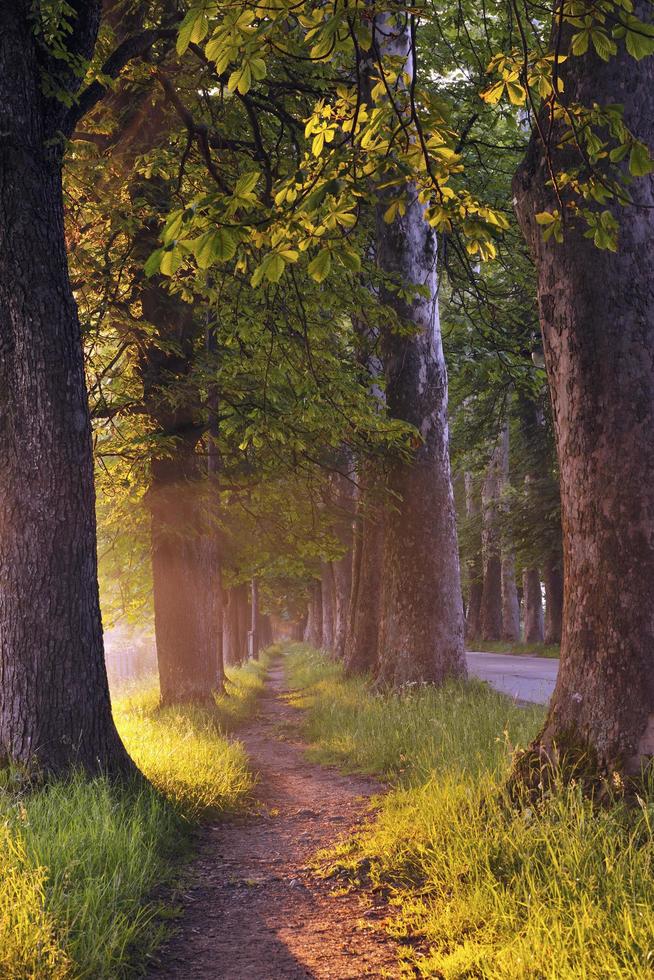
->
[284,644,654,978]
[0,655,269,980]
[468,639,560,658]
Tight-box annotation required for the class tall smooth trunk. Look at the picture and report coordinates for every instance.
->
[480,440,504,642]
[501,554,521,643]
[344,474,384,676]
[513,6,654,773]
[321,563,336,653]
[522,569,544,644]
[373,13,465,687]
[544,561,563,646]
[464,472,484,643]
[250,578,259,660]
[304,581,323,649]
[500,427,521,642]
[0,6,132,776]
[150,443,221,702]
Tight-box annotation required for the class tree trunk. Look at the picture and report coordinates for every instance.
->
[373,13,465,687]
[250,578,259,660]
[304,581,323,649]
[321,563,336,653]
[514,0,654,777]
[343,474,384,676]
[522,569,544,644]
[331,463,355,660]
[501,554,521,643]
[544,561,563,646]
[150,441,221,703]
[464,472,484,643]
[480,439,504,642]
[333,551,353,659]
[0,6,132,777]
[223,585,248,666]
[500,426,521,643]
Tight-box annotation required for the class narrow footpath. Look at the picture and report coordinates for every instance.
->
[146,662,400,979]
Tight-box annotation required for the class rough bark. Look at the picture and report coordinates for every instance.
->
[464,472,484,643]
[480,439,504,642]
[513,5,654,778]
[373,12,466,687]
[544,561,563,646]
[0,4,133,777]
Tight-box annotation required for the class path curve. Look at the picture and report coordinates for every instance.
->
[146,661,400,979]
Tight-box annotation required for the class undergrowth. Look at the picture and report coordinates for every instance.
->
[0,654,269,979]
[285,644,654,979]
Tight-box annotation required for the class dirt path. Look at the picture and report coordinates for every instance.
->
[146,661,401,979]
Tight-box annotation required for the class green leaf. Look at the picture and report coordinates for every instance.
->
[235,172,260,196]
[160,248,183,277]
[308,249,332,283]
[624,22,654,60]
[191,228,238,268]
[144,248,163,277]
[591,29,617,61]
[338,249,362,273]
[629,140,654,176]
[177,7,209,56]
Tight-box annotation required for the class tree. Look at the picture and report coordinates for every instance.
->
[372,9,466,687]
[513,2,654,779]
[0,2,133,776]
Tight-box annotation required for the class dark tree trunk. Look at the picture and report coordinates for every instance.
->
[544,561,563,646]
[522,569,544,644]
[321,563,336,653]
[514,0,654,777]
[344,476,384,676]
[0,5,133,777]
[150,440,221,703]
[480,440,504,642]
[464,472,484,644]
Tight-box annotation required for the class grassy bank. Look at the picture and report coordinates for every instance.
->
[468,639,560,658]
[285,645,654,978]
[0,656,268,979]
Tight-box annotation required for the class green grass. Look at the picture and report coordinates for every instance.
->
[284,645,654,978]
[0,656,268,980]
[468,639,560,658]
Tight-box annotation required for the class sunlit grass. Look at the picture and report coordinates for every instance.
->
[285,644,654,978]
[0,655,268,979]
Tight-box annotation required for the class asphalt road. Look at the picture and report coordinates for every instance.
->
[465,651,558,705]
